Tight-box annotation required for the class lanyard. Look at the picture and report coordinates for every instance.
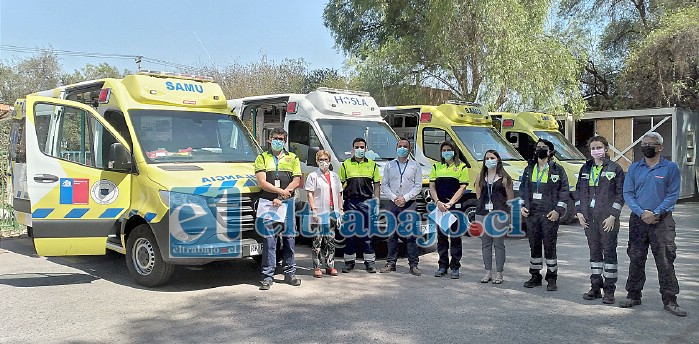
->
[396,160,408,186]
[486,174,496,203]
[535,163,549,193]
[273,154,281,179]
[590,165,602,187]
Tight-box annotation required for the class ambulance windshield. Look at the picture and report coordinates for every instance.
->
[534,131,585,161]
[452,126,524,161]
[317,119,398,161]
[130,110,260,163]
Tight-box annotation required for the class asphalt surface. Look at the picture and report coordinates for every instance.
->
[1,203,698,344]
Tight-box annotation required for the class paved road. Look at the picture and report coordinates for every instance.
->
[1,203,698,344]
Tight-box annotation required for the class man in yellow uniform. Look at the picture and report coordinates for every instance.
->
[254,128,302,290]
[339,137,381,273]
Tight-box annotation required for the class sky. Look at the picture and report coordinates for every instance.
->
[0,0,346,73]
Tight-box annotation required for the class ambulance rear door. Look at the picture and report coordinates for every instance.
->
[24,96,133,256]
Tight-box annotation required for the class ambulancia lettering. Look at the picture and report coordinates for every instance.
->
[166,81,204,93]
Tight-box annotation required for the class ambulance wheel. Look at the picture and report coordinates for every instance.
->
[252,255,263,264]
[126,224,175,287]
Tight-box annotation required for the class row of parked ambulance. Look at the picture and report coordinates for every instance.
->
[7,71,586,286]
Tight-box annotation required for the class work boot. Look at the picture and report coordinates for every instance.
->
[365,261,377,273]
[602,293,615,304]
[380,264,396,273]
[410,266,422,276]
[546,280,558,291]
[664,301,687,317]
[342,261,355,273]
[434,268,448,277]
[284,274,301,286]
[583,289,602,300]
[259,279,272,291]
[618,298,642,308]
[523,275,542,288]
[450,269,460,279]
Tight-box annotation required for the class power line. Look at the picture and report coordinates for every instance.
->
[0,45,198,71]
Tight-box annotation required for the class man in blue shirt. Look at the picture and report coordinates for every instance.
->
[619,132,686,316]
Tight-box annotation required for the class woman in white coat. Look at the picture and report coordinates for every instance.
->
[305,150,343,278]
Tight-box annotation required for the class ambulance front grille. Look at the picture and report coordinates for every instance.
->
[215,195,257,232]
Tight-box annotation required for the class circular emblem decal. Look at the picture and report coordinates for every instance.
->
[91,180,119,205]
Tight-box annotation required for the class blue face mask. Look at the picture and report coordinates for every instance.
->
[396,147,409,158]
[485,159,498,169]
[354,148,365,159]
[271,139,285,151]
[441,151,454,161]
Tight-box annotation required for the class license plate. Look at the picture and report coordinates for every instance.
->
[249,243,260,256]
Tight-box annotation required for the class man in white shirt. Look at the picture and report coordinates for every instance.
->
[380,138,424,276]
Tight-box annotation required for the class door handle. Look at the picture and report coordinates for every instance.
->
[34,174,59,183]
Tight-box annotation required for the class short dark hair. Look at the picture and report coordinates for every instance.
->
[269,128,287,140]
[537,138,554,151]
[352,137,366,146]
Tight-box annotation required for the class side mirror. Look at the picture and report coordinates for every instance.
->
[109,143,133,172]
[307,146,320,167]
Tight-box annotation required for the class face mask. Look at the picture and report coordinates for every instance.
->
[535,148,549,159]
[642,145,657,158]
[319,161,330,171]
[354,148,365,159]
[590,148,605,159]
[485,159,498,169]
[396,147,409,158]
[271,139,284,151]
[442,151,454,161]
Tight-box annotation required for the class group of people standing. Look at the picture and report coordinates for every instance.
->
[253,127,686,317]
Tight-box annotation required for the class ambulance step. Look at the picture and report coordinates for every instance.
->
[105,239,125,254]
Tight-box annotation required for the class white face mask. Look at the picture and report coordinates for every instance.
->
[319,161,330,171]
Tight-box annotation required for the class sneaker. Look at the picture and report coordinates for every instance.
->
[365,262,377,273]
[664,301,687,317]
[313,268,323,278]
[546,280,557,291]
[602,294,615,304]
[583,289,602,300]
[259,280,272,290]
[326,267,338,276]
[450,269,460,279]
[342,262,355,273]
[434,268,448,277]
[410,266,422,276]
[618,298,642,308]
[380,264,396,273]
[523,275,542,288]
[284,274,301,286]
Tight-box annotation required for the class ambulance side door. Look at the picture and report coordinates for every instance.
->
[24,96,133,256]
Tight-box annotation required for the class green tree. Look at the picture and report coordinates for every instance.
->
[324,0,587,116]
[61,63,130,84]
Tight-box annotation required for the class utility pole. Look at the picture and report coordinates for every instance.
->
[135,56,142,71]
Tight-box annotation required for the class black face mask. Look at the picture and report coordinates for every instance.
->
[642,145,657,158]
[535,148,549,159]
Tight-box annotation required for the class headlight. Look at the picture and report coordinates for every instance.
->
[159,190,170,207]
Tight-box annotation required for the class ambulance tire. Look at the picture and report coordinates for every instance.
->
[126,224,175,287]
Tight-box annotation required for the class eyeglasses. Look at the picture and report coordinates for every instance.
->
[640,143,660,147]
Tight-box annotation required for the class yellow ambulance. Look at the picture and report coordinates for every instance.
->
[9,71,263,287]
[381,102,528,221]
[490,111,586,222]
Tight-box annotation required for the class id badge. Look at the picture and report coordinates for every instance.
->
[533,193,543,200]
[485,203,494,211]
[274,179,281,188]
[590,198,596,208]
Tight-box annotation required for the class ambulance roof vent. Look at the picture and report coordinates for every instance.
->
[137,70,214,82]
[316,87,370,97]
[445,99,482,107]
